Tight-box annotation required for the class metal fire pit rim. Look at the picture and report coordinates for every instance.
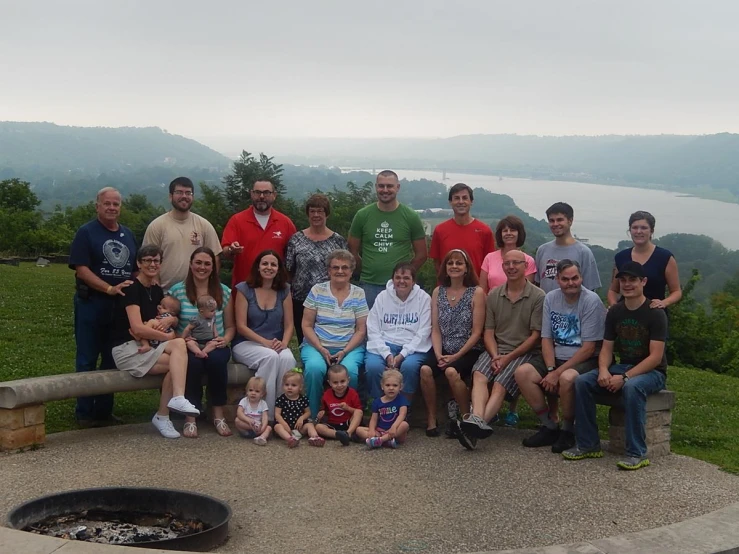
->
[5,485,232,551]
[6,485,233,522]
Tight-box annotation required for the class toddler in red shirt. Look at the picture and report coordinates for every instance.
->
[315,364,363,446]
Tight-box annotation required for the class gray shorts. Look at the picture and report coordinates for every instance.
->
[111,340,168,378]
[472,351,545,398]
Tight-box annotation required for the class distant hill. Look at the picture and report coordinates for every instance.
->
[238,133,739,201]
[0,122,232,174]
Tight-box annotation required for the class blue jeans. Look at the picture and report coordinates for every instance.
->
[365,343,426,400]
[359,282,386,310]
[575,364,666,457]
[301,343,365,417]
[74,293,116,420]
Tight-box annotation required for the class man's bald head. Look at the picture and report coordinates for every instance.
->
[502,249,528,282]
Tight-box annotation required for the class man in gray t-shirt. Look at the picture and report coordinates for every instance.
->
[515,259,606,453]
[534,202,601,293]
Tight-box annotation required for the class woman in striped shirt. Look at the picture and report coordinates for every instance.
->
[168,247,235,438]
[301,249,369,417]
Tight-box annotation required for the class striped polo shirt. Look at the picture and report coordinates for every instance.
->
[303,282,369,348]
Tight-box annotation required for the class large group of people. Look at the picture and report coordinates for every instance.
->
[69,170,681,470]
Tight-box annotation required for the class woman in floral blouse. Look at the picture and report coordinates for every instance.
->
[285,193,348,344]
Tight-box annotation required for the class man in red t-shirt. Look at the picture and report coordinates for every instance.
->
[429,182,494,281]
[315,365,363,445]
[221,180,296,286]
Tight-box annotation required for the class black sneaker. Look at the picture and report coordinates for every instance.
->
[454,420,478,451]
[522,426,560,448]
[445,419,458,438]
[336,430,351,446]
[551,430,575,453]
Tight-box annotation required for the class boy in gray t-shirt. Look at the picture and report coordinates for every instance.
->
[535,240,601,293]
[535,202,602,294]
[183,295,218,358]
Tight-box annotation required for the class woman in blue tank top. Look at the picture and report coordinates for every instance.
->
[232,250,297,416]
[607,211,682,310]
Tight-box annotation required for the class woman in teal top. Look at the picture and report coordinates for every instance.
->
[168,247,235,438]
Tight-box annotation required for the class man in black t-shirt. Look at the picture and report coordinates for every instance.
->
[563,261,667,471]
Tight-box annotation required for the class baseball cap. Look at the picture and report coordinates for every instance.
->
[616,261,646,279]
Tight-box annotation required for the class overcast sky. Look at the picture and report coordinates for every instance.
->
[2,0,738,139]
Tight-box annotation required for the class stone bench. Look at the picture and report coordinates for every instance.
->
[594,390,675,457]
[0,363,255,451]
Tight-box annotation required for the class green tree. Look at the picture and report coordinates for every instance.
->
[193,182,231,237]
[0,178,40,212]
[119,193,164,244]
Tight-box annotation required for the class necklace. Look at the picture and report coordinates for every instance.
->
[448,288,463,302]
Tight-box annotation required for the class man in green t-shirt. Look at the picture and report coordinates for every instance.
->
[348,170,428,308]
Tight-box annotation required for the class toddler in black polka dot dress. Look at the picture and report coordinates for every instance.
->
[274,370,324,447]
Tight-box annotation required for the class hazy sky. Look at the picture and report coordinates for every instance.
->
[2,0,738,139]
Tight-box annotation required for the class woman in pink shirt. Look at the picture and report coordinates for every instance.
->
[480,215,537,293]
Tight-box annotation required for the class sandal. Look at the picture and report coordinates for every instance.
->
[308,436,325,447]
[214,418,232,437]
[183,421,198,438]
[426,427,440,437]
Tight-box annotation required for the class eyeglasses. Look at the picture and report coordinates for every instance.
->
[502,260,526,267]
[172,190,193,197]
[251,190,274,197]
[330,265,351,272]
[140,258,162,265]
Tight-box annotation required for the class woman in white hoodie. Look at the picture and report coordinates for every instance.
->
[365,262,432,406]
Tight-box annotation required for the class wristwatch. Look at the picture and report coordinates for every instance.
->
[622,374,630,383]
[546,366,555,373]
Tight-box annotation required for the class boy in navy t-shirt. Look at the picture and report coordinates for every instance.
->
[315,364,363,446]
[356,369,410,448]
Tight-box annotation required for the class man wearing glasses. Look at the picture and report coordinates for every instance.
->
[221,179,296,287]
[456,249,545,450]
[68,187,137,428]
[142,177,222,291]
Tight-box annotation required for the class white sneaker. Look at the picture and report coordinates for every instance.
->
[152,415,180,439]
[167,396,200,416]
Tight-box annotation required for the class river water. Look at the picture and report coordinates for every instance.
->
[383,170,739,250]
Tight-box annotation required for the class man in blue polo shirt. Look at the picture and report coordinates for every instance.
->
[69,187,136,427]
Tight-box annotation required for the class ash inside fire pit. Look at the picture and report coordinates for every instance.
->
[7,487,232,551]
[25,508,209,545]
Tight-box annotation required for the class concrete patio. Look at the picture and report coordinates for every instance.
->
[2,422,738,553]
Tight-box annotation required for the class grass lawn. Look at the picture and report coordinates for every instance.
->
[2,262,739,474]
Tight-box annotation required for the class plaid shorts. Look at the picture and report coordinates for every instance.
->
[472,351,545,397]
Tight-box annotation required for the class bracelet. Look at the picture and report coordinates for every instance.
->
[106,285,113,295]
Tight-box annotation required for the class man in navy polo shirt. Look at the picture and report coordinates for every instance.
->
[69,187,136,427]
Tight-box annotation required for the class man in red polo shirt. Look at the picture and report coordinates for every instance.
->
[221,179,296,286]
[430,182,494,280]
